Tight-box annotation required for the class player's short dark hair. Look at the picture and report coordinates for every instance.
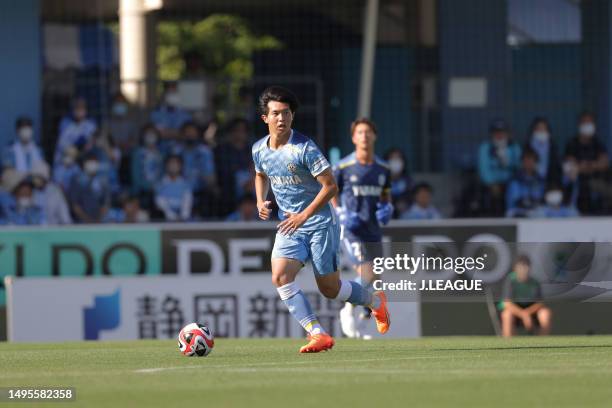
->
[350,118,377,135]
[515,254,531,267]
[258,86,299,115]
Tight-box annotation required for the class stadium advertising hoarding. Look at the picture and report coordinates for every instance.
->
[3,220,517,342]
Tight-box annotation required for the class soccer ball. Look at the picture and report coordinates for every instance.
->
[178,323,214,357]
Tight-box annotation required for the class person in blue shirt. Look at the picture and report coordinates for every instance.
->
[150,82,192,141]
[131,124,164,208]
[478,119,522,216]
[2,117,45,173]
[401,182,442,220]
[5,175,46,226]
[534,184,580,218]
[154,155,193,221]
[87,129,122,194]
[524,117,562,185]
[331,118,393,338]
[68,153,111,223]
[252,86,389,353]
[54,97,97,166]
[53,146,82,193]
[505,148,545,218]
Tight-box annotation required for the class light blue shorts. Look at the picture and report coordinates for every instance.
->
[271,221,340,276]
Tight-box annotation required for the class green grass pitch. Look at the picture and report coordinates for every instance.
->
[1,336,612,407]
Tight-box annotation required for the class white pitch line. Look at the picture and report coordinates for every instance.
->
[133,355,444,374]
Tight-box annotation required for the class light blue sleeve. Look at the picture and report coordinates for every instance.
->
[200,147,215,176]
[505,180,520,211]
[252,145,263,173]
[303,141,330,177]
[478,143,495,185]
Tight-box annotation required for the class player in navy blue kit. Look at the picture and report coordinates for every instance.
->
[252,87,390,353]
[332,118,393,338]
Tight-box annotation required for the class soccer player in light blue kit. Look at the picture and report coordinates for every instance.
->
[252,86,390,353]
[332,118,394,339]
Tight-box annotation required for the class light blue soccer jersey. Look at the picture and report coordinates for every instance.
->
[252,130,333,231]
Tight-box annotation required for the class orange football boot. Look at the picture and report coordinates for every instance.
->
[299,333,335,353]
[370,291,390,334]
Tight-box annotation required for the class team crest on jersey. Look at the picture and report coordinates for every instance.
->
[378,174,386,186]
[287,162,298,174]
[350,174,358,183]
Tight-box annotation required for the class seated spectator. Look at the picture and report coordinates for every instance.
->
[68,153,111,223]
[226,194,259,221]
[104,195,150,223]
[525,117,562,185]
[478,119,521,216]
[2,170,45,225]
[499,255,552,337]
[53,146,82,192]
[384,148,412,218]
[2,117,45,173]
[401,182,441,220]
[54,97,97,166]
[150,82,192,140]
[30,161,72,225]
[88,129,122,194]
[154,155,193,221]
[505,148,545,218]
[535,184,579,218]
[214,118,252,217]
[131,124,164,206]
[564,112,609,214]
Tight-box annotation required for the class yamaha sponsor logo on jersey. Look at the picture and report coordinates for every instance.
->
[286,162,298,174]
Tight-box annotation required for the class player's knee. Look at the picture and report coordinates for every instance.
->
[538,307,552,322]
[318,281,340,299]
[501,309,513,321]
[271,273,287,288]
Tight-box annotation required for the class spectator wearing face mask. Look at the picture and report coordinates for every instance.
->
[478,119,522,216]
[53,146,82,193]
[564,112,609,214]
[131,124,164,206]
[68,153,111,223]
[54,97,97,166]
[154,155,193,221]
[383,148,412,218]
[3,170,45,225]
[150,83,192,140]
[30,161,72,225]
[525,117,562,185]
[505,148,545,218]
[88,129,122,194]
[2,117,44,173]
[401,182,442,220]
[107,93,140,154]
[535,184,579,218]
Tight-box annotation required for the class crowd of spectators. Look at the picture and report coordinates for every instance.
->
[0,88,609,225]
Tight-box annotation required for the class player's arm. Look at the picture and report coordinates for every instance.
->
[376,168,394,224]
[330,165,342,209]
[277,168,338,235]
[254,171,272,220]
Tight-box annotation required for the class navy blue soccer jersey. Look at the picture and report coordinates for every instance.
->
[333,152,391,241]
[252,130,333,231]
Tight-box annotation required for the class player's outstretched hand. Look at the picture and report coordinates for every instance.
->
[278,212,307,236]
[376,202,394,226]
[258,200,272,220]
[336,206,361,231]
